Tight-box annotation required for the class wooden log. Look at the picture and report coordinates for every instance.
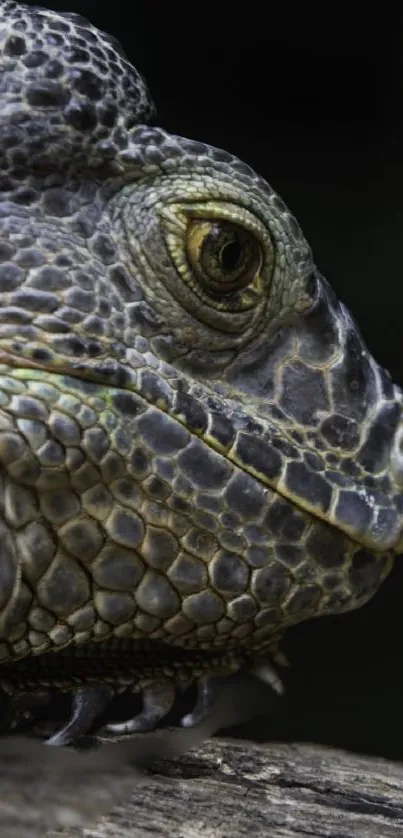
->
[1,734,403,838]
[65,739,403,838]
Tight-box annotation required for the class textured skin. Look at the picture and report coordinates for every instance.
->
[0,0,402,738]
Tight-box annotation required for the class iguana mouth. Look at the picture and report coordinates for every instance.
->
[0,639,244,702]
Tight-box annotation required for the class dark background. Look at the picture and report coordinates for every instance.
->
[26,0,403,758]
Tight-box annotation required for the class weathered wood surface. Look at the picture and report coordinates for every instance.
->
[1,734,403,838]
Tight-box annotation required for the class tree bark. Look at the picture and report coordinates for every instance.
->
[1,735,403,838]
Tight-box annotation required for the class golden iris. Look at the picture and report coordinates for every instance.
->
[186,219,262,295]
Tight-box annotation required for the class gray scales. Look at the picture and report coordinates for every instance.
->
[0,0,401,746]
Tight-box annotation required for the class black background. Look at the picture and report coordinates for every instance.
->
[25,0,403,758]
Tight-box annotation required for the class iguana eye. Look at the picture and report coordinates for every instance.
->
[186,219,262,294]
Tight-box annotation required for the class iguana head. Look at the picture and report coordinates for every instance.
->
[0,0,399,746]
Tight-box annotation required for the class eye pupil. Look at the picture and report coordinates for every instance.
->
[220,239,243,272]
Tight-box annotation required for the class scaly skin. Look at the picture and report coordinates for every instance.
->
[0,0,402,745]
